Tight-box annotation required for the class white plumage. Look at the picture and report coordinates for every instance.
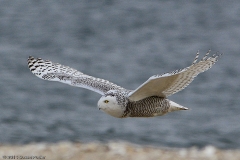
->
[28,50,222,118]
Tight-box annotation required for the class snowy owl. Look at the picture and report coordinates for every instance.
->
[28,50,222,118]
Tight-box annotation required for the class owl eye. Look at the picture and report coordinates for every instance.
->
[104,100,109,103]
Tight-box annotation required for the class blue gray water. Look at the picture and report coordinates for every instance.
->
[0,0,239,149]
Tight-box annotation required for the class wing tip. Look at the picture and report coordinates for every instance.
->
[193,50,223,64]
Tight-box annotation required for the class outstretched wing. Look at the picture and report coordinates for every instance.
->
[128,50,222,101]
[28,56,124,95]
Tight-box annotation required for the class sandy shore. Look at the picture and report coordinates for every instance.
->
[0,141,239,160]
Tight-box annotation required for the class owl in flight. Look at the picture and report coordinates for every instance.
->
[28,50,222,118]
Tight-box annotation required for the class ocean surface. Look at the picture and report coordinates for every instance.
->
[0,0,239,149]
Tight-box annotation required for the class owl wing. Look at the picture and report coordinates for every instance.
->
[28,56,124,95]
[128,51,222,101]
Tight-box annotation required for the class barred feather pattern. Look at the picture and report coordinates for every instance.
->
[154,50,222,97]
[123,96,170,117]
[28,56,124,95]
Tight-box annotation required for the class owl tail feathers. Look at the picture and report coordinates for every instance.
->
[168,101,188,112]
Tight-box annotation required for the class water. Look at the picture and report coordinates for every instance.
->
[0,0,239,149]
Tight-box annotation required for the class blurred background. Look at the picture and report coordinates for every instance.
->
[0,0,239,149]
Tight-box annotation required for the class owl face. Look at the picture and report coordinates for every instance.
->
[97,95,124,118]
